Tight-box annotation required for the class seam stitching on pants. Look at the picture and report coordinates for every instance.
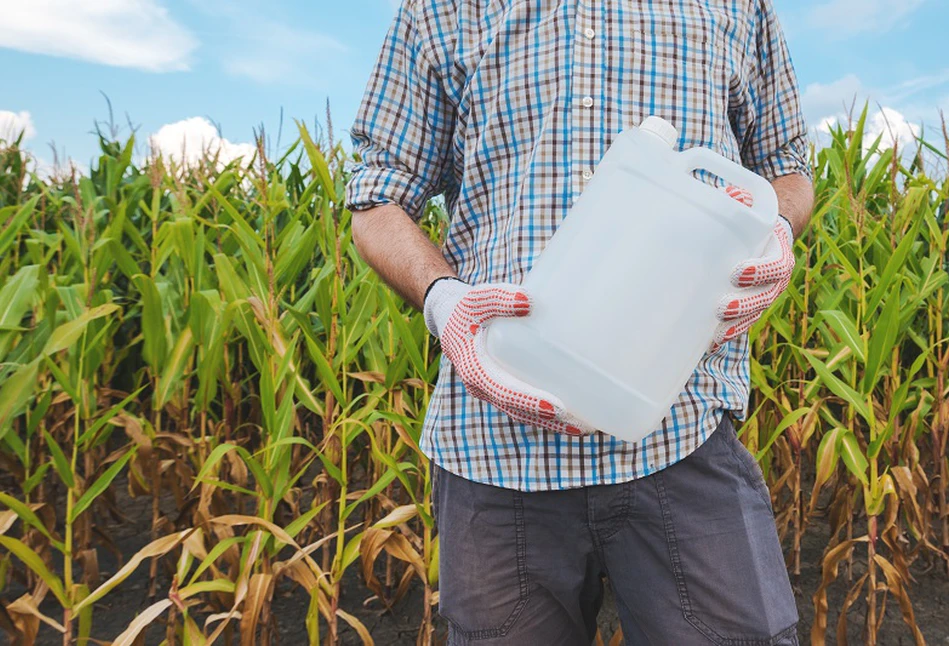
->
[657,440,797,646]
[454,492,531,641]
[597,480,633,542]
[723,427,774,510]
[657,472,728,645]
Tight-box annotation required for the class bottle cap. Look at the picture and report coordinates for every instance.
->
[639,116,679,148]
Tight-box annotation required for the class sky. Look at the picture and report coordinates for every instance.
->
[2,0,948,174]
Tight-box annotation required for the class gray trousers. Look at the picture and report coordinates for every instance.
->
[431,415,799,645]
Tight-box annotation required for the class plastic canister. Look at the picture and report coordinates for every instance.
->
[483,116,778,444]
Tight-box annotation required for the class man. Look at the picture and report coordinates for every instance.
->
[346,1,814,644]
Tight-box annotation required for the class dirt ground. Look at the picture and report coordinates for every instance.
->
[12,483,949,646]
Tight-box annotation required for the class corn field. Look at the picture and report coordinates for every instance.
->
[0,109,946,645]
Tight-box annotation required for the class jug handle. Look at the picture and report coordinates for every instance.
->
[676,147,779,229]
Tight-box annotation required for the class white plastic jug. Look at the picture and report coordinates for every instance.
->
[484,116,778,444]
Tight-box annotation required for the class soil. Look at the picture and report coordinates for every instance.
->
[8,485,948,646]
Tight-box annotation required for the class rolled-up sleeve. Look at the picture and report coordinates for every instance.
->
[736,0,812,182]
[344,3,455,221]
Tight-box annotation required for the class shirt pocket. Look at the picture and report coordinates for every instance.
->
[613,1,742,154]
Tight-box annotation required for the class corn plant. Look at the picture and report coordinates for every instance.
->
[0,105,946,646]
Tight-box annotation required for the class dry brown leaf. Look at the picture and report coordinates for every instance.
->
[239,573,274,646]
[811,538,861,646]
[349,371,385,384]
[373,505,417,529]
[74,529,195,613]
[337,607,374,646]
[111,599,172,646]
[0,510,17,536]
[835,572,868,646]
[5,593,65,633]
[77,548,100,587]
[873,555,925,646]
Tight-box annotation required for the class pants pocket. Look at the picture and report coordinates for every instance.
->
[721,418,775,512]
[656,418,799,645]
[434,466,531,640]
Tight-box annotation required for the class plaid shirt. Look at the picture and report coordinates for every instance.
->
[346,0,810,492]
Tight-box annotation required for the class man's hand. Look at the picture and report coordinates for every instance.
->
[424,278,595,437]
[712,186,796,349]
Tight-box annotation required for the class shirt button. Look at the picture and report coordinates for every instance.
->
[581,96,594,108]
[582,170,593,180]
[583,27,595,39]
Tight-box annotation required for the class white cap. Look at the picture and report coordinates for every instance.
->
[639,116,679,148]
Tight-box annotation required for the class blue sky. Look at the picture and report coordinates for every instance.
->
[2,0,948,172]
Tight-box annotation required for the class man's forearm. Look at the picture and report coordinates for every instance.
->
[351,203,457,311]
[771,173,814,239]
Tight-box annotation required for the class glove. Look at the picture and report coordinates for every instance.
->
[423,277,595,437]
[712,186,795,350]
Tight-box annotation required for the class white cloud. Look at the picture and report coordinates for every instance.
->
[817,116,838,134]
[0,110,36,143]
[0,0,197,72]
[802,70,949,151]
[809,0,926,35]
[148,117,256,168]
[864,107,921,151]
[813,106,922,153]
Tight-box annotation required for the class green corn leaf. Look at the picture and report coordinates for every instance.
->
[818,310,865,363]
[863,284,901,394]
[867,215,921,314]
[213,253,251,302]
[297,120,338,203]
[192,443,239,491]
[178,579,236,600]
[43,303,120,356]
[0,492,56,543]
[0,536,68,606]
[754,407,810,460]
[283,504,326,541]
[343,468,398,521]
[132,274,167,370]
[0,359,40,442]
[838,431,869,486]
[302,333,343,405]
[814,427,844,489]
[801,350,871,422]
[77,387,146,447]
[107,238,142,280]
[43,429,75,488]
[27,389,52,437]
[156,327,194,408]
[340,531,365,573]
[866,420,896,461]
[428,535,440,586]
[43,355,80,404]
[187,536,244,585]
[70,449,136,522]
[22,462,51,497]
[0,196,40,259]
[385,291,427,377]
[75,583,92,643]
[0,264,40,331]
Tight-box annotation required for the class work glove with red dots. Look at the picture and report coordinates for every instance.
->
[712,186,796,350]
[423,277,595,437]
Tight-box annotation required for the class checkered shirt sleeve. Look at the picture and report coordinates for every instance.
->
[734,0,812,182]
[344,1,456,222]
